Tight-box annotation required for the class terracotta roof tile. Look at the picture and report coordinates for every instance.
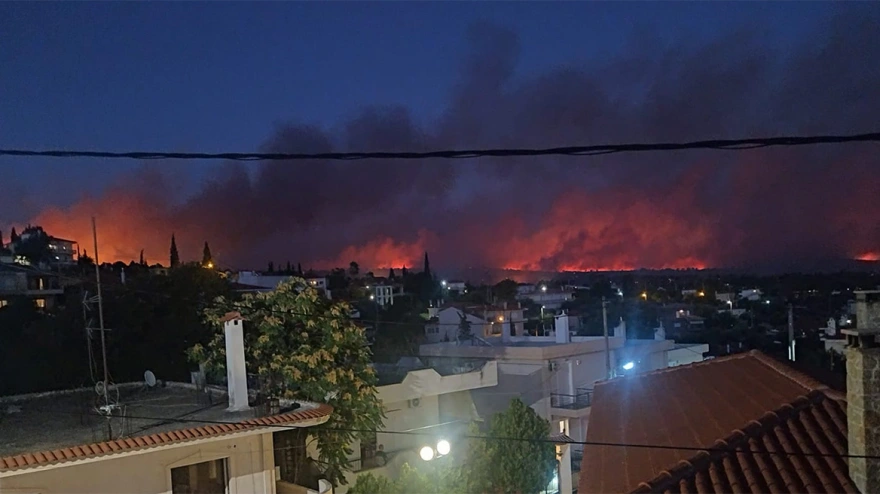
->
[0,403,332,473]
[579,351,855,494]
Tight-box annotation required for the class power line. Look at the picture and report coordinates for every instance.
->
[1,132,878,162]
[36,408,880,461]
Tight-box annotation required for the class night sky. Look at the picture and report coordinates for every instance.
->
[2,3,879,272]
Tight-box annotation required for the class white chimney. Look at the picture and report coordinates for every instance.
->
[221,311,250,412]
[501,318,512,343]
[555,313,570,343]
[654,321,666,341]
[614,317,626,338]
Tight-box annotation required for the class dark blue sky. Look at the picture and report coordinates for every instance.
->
[3,2,877,271]
[2,2,830,214]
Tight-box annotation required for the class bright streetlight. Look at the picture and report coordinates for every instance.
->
[441,280,447,287]
[622,361,635,371]
[436,440,451,456]
[541,285,547,292]
[419,446,435,461]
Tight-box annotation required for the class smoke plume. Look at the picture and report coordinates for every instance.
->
[28,10,880,272]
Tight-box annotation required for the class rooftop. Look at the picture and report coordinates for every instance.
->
[0,382,331,473]
[580,350,853,494]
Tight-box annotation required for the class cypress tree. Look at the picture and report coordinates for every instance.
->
[170,235,180,268]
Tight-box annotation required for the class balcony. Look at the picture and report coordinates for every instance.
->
[550,388,593,418]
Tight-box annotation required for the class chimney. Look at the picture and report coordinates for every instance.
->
[501,318,512,343]
[614,317,626,338]
[842,290,880,493]
[555,312,570,343]
[221,311,250,412]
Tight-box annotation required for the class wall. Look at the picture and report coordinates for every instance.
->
[425,308,491,343]
[1,433,275,494]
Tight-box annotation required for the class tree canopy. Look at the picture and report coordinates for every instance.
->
[189,278,384,487]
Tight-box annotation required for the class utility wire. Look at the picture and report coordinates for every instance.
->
[1,132,878,162]
[34,408,880,461]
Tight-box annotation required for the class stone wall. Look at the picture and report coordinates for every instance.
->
[846,346,880,494]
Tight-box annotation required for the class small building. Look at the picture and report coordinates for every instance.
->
[443,279,466,294]
[0,264,64,309]
[0,313,333,494]
[424,304,525,343]
[517,287,573,310]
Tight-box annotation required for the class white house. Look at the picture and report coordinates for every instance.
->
[419,317,673,493]
[337,360,499,493]
[424,304,525,343]
[517,287,573,310]
[0,313,332,494]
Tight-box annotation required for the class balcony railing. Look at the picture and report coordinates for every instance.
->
[550,388,593,409]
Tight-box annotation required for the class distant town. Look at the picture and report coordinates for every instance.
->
[2,224,878,493]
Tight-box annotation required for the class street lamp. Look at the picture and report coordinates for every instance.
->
[419,446,435,461]
[420,440,452,461]
[436,440,451,456]
[541,285,547,292]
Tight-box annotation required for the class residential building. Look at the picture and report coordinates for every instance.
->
[666,343,709,367]
[420,317,673,492]
[0,313,333,494]
[578,347,869,493]
[739,288,763,301]
[442,279,466,294]
[338,359,499,492]
[369,283,402,307]
[47,235,78,264]
[232,272,331,299]
[7,226,78,265]
[0,264,64,309]
[424,304,525,343]
[715,292,735,304]
[518,287,573,309]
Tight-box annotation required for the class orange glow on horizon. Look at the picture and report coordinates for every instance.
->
[857,252,879,262]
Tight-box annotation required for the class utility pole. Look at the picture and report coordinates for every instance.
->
[92,217,111,439]
[788,303,795,362]
[602,297,611,379]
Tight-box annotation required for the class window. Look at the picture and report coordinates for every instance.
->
[35,299,46,308]
[0,300,7,308]
[171,458,228,494]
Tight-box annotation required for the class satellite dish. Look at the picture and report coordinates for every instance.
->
[144,370,157,387]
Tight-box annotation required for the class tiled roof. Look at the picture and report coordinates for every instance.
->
[0,403,332,473]
[579,351,853,494]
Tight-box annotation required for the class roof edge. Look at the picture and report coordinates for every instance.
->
[0,403,333,474]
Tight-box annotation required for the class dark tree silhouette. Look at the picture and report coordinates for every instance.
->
[139,249,146,266]
[423,252,431,276]
[297,263,303,275]
[268,261,275,273]
[10,227,18,243]
[388,267,396,280]
[202,242,213,268]
[349,261,359,277]
[170,234,180,268]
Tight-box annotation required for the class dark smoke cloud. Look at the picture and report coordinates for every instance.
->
[33,8,880,272]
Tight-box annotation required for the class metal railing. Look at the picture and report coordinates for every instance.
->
[550,388,593,409]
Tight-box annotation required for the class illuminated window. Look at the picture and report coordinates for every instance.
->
[38,278,45,290]
[0,300,7,308]
[35,299,46,308]
[171,458,227,494]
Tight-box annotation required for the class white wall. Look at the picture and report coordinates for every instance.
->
[1,432,275,494]
[425,308,490,343]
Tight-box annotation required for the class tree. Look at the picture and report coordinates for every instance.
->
[201,241,213,268]
[189,279,384,487]
[169,234,180,268]
[388,267,396,280]
[349,261,360,277]
[286,261,292,273]
[402,265,408,277]
[493,279,519,303]
[465,398,557,494]
[349,462,465,494]
[297,263,303,275]
[267,261,275,273]
[457,312,473,342]
[423,252,431,276]
[138,249,146,266]
[10,227,18,243]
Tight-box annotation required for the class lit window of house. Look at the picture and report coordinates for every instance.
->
[35,299,46,308]
[170,458,228,494]
[0,300,7,308]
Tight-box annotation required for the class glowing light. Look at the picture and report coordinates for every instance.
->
[765,300,770,305]
[441,280,447,287]
[498,315,504,322]
[419,446,435,461]
[698,291,705,297]
[436,440,450,456]
[204,261,214,269]
[541,285,547,292]
[641,292,647,300]
[622,361,635,371]
[369,295,375,300]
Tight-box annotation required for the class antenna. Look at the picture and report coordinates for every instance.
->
[92,217,112,439]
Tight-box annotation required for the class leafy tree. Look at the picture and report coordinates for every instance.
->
[349,261,360,277]
[189,278,384,487]
[349,462,465,494]
[457,312,473,342]
[465,398,557,494]
[169,234,180,268]
[493,279,519,303]
[201,241,213,268]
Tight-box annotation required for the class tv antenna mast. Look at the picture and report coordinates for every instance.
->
[91,217,114,439]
